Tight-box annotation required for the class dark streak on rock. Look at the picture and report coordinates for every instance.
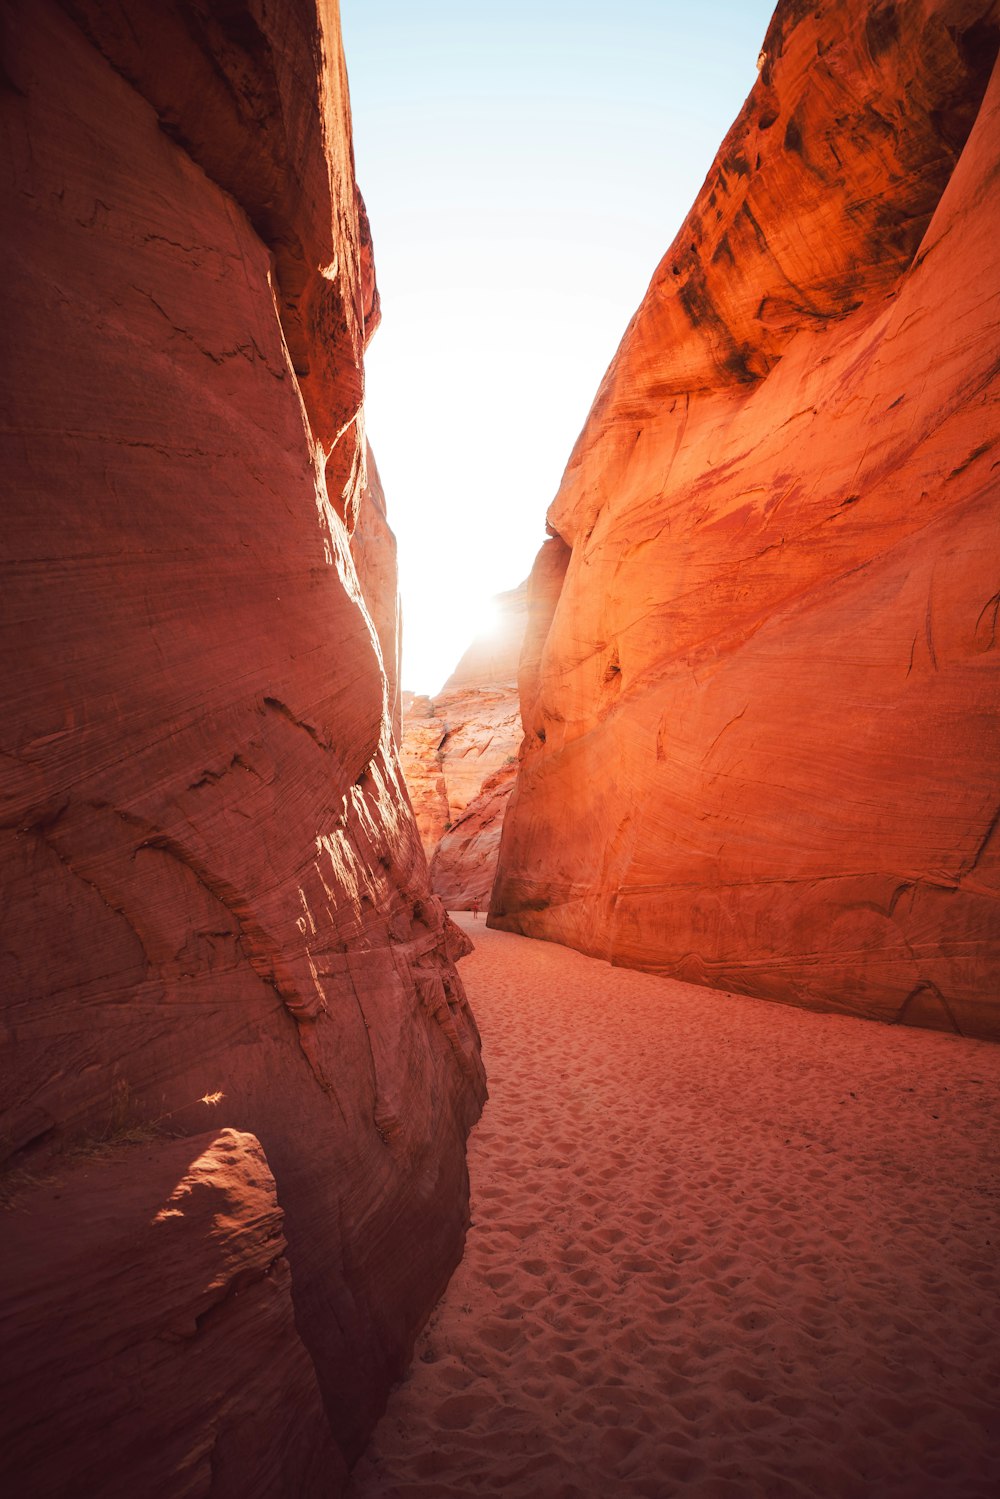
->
[738,200,768,253]
[948,440,992,479]
[974,592,1000,652]
[898,979,961,1035]
[707,704,750,756]
[924,595,938,671]
[959,800,1000,880]
[711,233,735,268]
[784,116,803,155]
[262,695,330,752]
[865,3,899,61]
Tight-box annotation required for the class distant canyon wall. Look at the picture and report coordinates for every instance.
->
[400,584,527,908]
[0,1,485,1492]
[493,0,1000,1040]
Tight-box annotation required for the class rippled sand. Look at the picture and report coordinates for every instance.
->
[349,916,1000,1499]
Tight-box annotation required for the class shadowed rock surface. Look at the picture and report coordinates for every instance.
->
[1,0,485,1490]
[492,0,1000,1039]
[430,761,521,911]
[1,1131,342,1497]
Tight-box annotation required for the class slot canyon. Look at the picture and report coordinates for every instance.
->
[1,2,998,1498]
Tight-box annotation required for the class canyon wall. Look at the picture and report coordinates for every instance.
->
[0,1,485,1492]
[351,441,403,746]
[399,584,526,906]
[493,0,1000,1040]
[429,761,520,911]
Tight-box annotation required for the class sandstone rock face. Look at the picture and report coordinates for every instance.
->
[400,687,522,881]
[351,442,402,745]
[399,692,453,853]
[429,685,522,833]
[1,1130,342,1497]
[1,0,485,1489]
[399,585,527,906]
[493,0,1000,1041]
[430,762,520,910]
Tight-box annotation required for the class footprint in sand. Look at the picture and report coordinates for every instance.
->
[348,920,1000,1499]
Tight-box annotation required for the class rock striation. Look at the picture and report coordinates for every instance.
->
[492,0,1000,1040]
[430,762,521,911]
[399,585,527,906]
[351,442,403,745]
[1,0,485,1490]
[1,1130,342,1497]
[399,692,453,854]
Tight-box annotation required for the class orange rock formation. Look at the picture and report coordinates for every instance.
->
[399,692,453,853]
[399,584,527,906]
[351,442,403,746]
[1,0,484,1490]
[493,0,1000,1040]
[431,761,521,911]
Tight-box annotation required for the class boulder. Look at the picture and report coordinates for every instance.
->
[0,1130,342,1498]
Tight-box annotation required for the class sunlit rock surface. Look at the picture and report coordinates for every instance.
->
[1,0,485,1488]
[492,0,1000,1040]
[399,585,527,906]
[445,581,531,692]
[399,692,452,854]
[351,442,403,745]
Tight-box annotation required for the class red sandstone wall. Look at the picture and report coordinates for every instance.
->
[351,442,403,745]
[399,585,527,904]
[430,762,520,910]
[2,1131,343,1496]
[492,0,1000,1041]
[0,1,485,1489]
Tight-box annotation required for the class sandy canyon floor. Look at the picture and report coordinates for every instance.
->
[349,917,1000,1499]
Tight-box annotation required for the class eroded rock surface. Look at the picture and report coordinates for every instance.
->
[351,442,402,745]
[399,585,527,906]
[1,1130,341,1497]
[493,0,1000,1040]
[399,692,453,853]
[1,0,485,1489]
[430,762,520,911]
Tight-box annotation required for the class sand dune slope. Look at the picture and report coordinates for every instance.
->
[349,917,1000,1499]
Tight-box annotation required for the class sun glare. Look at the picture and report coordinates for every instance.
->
[343,0,775,696]
[471,597,501,641]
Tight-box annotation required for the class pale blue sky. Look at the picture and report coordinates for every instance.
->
[341,1,776,693]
